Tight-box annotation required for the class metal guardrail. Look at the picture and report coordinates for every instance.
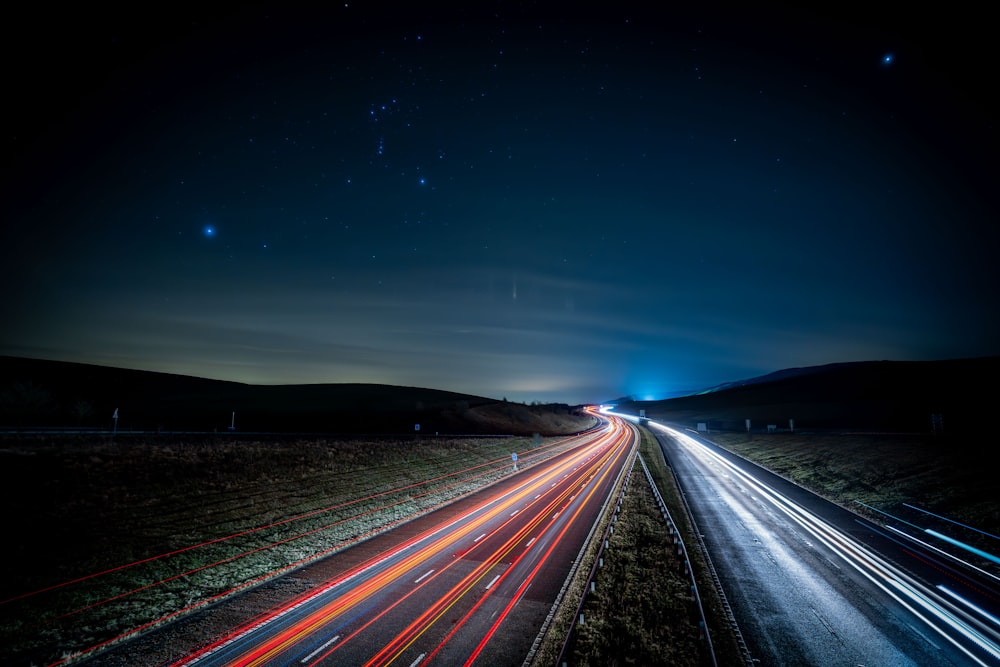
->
[524,423,639,667]
[637,452,719,667]
[542,435,723,667]
[650,444,755,666]
[548,453,637,667]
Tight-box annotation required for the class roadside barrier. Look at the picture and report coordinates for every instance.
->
[636,452,718,666]
[547,446,722,667]
[524,424,638,667]
[651,447,755,666]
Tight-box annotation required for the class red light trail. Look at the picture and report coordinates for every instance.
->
[175,413,636,666]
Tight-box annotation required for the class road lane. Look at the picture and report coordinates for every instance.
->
[650,421,1000,666]
[175,414,636,666]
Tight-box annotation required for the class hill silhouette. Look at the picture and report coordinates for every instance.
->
[615,356,998,436]
[0,356,592,435]
[5,355,996,437]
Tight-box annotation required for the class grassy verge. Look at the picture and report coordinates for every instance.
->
[637,427,748,666]
[705,430,999,574]
[537,427,747,667]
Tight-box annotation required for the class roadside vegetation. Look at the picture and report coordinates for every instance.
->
[544,426,746,666]
[707,430,1000,574]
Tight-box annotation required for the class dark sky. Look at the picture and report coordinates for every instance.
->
[3,2,997,404]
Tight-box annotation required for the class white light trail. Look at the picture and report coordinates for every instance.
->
[927,529,1000,566]
[654,423,1000,666]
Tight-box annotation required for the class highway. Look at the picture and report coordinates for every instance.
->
[171,414,637,667]
[649,421,1000,666]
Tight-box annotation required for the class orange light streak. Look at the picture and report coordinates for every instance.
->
[177,418,631,667]
[360,420,635,667]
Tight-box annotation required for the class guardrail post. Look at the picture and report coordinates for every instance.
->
[635,451,720,667]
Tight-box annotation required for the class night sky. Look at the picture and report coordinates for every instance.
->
[3,3,997,404]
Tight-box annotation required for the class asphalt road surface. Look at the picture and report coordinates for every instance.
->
[650,421,1000,667]
[135,416,638,667]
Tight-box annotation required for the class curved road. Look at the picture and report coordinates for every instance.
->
[649,421,1000,666]
[167,415,636,667]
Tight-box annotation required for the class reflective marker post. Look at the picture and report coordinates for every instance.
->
[512,452,518,472]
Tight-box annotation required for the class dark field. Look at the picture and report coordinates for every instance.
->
[708,430,1000,575]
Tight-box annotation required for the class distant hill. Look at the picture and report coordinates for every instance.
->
[616,357,999,435]
[0,356,594,436]
[691,364,852,395]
